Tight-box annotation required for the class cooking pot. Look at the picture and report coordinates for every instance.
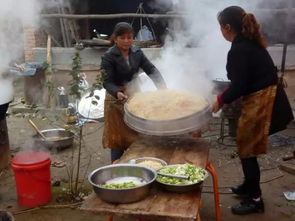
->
[124,103,211,136]
[33,128,74,150]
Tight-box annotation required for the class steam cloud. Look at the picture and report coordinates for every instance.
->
[0,0,42,103]
[139,0,292,101]
[0,0,41,73]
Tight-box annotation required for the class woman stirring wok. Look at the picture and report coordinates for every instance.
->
[101,22,166,162]
[212,6,293,215]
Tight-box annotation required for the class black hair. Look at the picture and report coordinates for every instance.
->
[110,22,134,45]
[218,6,245,33]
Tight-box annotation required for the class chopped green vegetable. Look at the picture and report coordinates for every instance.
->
[99,181,137,189]
[157,164,207,185]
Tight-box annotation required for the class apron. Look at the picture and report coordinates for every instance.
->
[102,89,138,150]
[237,85,277,158]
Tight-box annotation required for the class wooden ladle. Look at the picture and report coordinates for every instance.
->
[28,119,47,140]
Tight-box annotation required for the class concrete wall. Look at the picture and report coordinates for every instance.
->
[34,47,161,69]
[31,46,295,101]
[33,47,162,92]
[17,45,295,106]
[34,45,295,69]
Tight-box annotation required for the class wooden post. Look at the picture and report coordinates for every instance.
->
[57,1,70,47]
[44,35,56,108]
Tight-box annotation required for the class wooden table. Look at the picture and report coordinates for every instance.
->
[81,136,221,221]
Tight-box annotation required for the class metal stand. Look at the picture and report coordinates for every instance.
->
[217,117,237,146]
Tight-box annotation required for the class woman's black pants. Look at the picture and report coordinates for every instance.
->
[241,157,262,198]
[0,103,9,121]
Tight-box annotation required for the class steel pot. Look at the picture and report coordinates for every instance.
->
[124,103,211,136]
[212,79,230,93]
[156,164,208,193]
[88,164,156,203]
[128,157,167,170]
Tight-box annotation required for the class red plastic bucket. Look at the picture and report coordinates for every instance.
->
[11,152,52,207]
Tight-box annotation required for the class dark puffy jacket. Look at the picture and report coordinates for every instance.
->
[101,45,165,98]
[222,34,278,104]
[221,34,293,134]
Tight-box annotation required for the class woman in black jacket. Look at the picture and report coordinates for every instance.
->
[101,22,166,162]
[212,6,293,215]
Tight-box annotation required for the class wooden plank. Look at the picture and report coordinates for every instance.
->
[81,191,200,221]
[81,137,208,221]
[41,9,295,20]
[280,163,295,175]
[41,13,183,19]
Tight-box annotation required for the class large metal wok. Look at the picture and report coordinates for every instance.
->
[33,128,74,150]
[124,102,211,136]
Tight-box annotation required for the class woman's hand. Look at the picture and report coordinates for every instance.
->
[212,99,221,113]
[117,91,128,103]
[13,63,25,72]
[190,130,202,138]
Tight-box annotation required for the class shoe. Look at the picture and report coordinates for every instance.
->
[0,210,14,221]
[231,198,264,215]
[231,184,249,196]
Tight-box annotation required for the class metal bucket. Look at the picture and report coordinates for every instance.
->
[212,79,230,94]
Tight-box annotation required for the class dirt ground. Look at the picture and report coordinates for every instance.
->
[1,71,295,221]
[0,114,294,221]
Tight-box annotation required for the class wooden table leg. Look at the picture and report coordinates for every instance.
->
[105,216,113,221]
[206,161,221,221]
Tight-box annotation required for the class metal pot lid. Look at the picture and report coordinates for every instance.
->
[78,89,105,119]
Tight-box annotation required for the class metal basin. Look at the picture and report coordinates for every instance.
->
[88,164,157,203]
[33,128,74,150]
[124,104,211,136]
[129,157,167,171]
[156,164,208,193]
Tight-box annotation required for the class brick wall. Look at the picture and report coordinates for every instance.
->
[35,30,47,48]
[23,26,47,62]
[23,27,37,62]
